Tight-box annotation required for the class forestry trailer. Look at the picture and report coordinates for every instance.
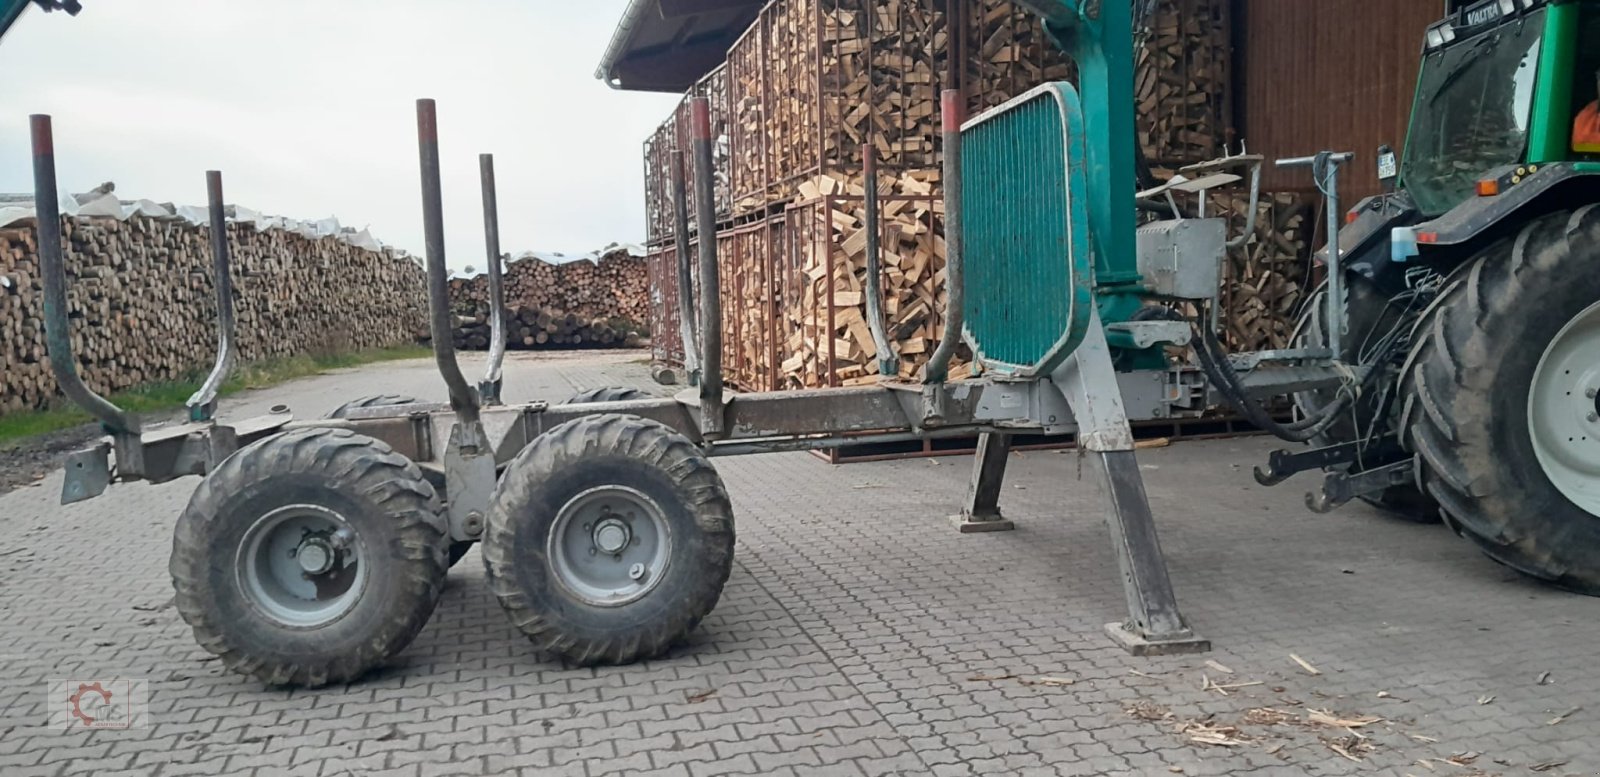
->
[10,0,1600,687]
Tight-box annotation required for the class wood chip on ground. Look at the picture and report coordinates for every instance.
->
[1289,653,1322,675]
[1125,701,1173,722]
[1177,720,1252,748]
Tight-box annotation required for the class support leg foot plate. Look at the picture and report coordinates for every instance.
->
[1105,622,1211,656]
[951,513,1015,533]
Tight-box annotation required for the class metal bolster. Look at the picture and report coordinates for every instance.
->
[415,99,494,543]
[478,153,507,406]
[186,170,237,422]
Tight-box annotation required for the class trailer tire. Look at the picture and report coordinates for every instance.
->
[562,386,649,405]
[1293,282,1436,520]
[483,414,734,665]
[1401,207,1600,594]
[326,395,420,419]
[324,397,478,567]
[169,428,449,687]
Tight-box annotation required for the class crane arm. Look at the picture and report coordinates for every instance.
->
[1,0,82,45]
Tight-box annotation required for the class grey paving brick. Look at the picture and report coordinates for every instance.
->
[1,353,1597,777]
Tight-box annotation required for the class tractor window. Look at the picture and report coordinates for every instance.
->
[1402,12,1545,215]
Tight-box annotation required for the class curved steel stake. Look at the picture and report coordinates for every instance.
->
[186,170,237,422]
[31,114,138,435]
[478,153,506,406]
[416,99,493,548]
[415,98,481,426]
[924,90,966,384]
[862,144,896,376]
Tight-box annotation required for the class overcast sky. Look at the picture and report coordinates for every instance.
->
[0,0,680,270]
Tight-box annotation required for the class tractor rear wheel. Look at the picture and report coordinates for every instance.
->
[482,414,734,665]
[1293,281,1436,520]
[169,428,449,686]
[1401,207,1600,594]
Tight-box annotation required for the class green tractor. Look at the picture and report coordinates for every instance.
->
[1286,0,1600,591]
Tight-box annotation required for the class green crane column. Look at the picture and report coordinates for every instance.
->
[1039,2,1144,296]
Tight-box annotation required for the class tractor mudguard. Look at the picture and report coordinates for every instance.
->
[1410,162,1600,247]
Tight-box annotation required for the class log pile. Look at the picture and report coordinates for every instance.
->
[0,215,425,416]
[448,309,647,351]
[443,245,651,351]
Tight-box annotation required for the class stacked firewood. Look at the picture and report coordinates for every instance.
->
[642,0,1250,392]
[777,170,973,388]
[1135,0,1232,164]
[1211,192,1315,352]
[443,245,650,351]
[966,0,1075,113]
[0,215,425,416]
[643,67,733,244]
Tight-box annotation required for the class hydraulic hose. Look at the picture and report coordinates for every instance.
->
[1147,306,1354,443]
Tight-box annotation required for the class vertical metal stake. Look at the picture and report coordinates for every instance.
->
[185,170,237,422]
[1320,155,1345,358]
[862,144,896,376]
[478,153,506,406]
[924,90,966,384]
[690,98,725,438]
[30,114,138,435]
[415,98,481,426]
[671,151,701,385]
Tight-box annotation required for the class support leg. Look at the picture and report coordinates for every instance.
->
[1052,310,1209,655]
[954,432,1015,532]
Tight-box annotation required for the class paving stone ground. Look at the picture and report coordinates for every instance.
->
[2,350,1597,776]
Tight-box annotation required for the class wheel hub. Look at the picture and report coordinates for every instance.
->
[296,538,335,575]
[237,505,366,627]
[592,517,632,555]
[1528,300,1600,517]
[548,487,672,607]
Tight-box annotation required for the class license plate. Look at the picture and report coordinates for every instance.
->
[1378,152,1398,181]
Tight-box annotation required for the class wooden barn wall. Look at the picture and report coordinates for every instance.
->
[1236,0,1445,199]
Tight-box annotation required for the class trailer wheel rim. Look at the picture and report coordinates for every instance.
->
[1529,299,1600,517]
[547,485,673,607]
[237,505,367,628]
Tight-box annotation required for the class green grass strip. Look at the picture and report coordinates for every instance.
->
[0,344,429,448]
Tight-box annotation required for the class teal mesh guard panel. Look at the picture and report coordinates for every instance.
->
[960,83,1094,376]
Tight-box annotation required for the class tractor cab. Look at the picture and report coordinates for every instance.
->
[1403,0,1600,212]
[1332,0,1600,296]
